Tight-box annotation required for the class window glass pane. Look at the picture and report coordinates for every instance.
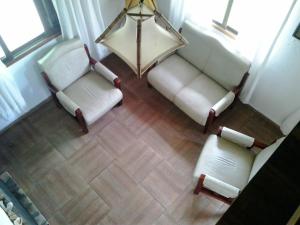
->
[186,0,228,27]
[0,0,45,51]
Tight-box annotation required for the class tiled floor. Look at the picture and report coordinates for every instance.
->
[0,54,282,225]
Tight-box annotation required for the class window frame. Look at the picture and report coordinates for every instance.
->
[212,0,238,36]
[0,0,61,66]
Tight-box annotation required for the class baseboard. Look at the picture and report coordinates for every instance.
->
[0,97,52,135]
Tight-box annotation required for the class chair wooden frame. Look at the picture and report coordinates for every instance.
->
[193,126,268,204]
[41,44,122,134]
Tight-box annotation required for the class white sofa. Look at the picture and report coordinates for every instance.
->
[148,21,251,132]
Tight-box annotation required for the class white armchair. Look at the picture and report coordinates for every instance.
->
[193,127,285,203]
[38,39,123,133]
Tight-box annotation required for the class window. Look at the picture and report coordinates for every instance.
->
[186,0,238,35]
[0,0,60,65]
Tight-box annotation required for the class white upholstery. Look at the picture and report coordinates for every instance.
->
[178,21,250,91]
[177,22,212,72]
[194,129,284,199]
[220,127,255,148]
[212,91,235,117]
[38,39,90,90]
[0,207,13,225]
[174,75,227,126]
[93,62,118,84]
[194,135,255,190]
[249,137,285,181]
[56,91,79,116]
[147,20,250,128]
[148,54,199,101]
[203,41,250,91]
[203,175,240,198]
[64,71,123,125]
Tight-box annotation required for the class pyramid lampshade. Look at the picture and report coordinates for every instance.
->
[95,0,187,78]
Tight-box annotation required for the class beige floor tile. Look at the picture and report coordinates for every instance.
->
[60,188,110,225]
[121,102,161,136]
[141,119,186,159]
[46,125,92,159]
[116,140,162,183]
[153,214,178,225]
[98,121,136,157]
[90,163,137,208]
[168,184,225,225]
[107,186,163,225]
[168,141,201,179]
[142,161,191,208]
[69,139,113,183]
[29,164,88,218]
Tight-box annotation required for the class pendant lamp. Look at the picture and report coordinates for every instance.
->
[95,0,187,79]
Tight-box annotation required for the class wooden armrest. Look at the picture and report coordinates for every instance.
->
[84,44,97,65]
[42,72,58,94]
[114,78,121,89]
[252,140,269,149]
[218,126,268,149]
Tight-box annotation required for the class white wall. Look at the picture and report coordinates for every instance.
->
[249,1,300,125]
[0,39,59,131]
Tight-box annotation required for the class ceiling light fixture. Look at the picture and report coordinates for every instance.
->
[95,0,187,79]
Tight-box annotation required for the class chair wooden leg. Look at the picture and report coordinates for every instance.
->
[204,109,216,133]
[116,100,123,107]
[52,93,61,108]
[194,175,205,194]
[75,109,88,134]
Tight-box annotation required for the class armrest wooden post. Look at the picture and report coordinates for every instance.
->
[84,44,97,65]
[41,72,61,108]
[231,72,250,108]
[75,109,88,134]
[233,72,249,96]
[217,126,224,137]
[204,109,216,133]
[251,140,269,149]
[113,78,121,89]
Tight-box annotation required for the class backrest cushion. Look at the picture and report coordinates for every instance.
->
[248,137,285,181]
[178,21,212,72]
[38,39,90,90]
[178,21,251,91]
[203,41,250,91]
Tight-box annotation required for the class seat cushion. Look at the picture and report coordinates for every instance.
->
[174,75,228,126]
[147,54,200,101]
[64,71,123,125]
[194,135,255,190]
